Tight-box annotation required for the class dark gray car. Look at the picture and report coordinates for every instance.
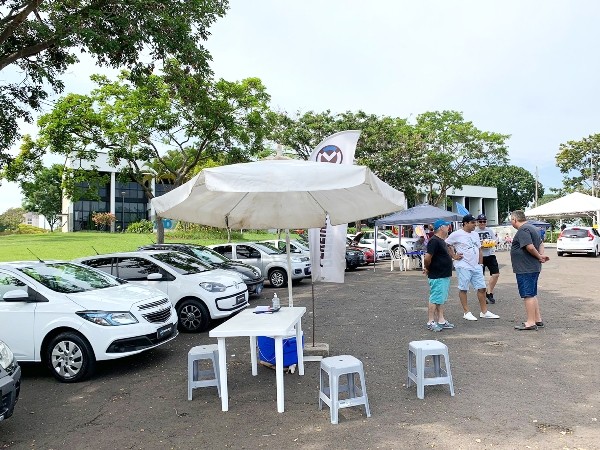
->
[0,340,21,421]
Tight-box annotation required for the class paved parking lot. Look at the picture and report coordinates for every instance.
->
[1,250,599,449]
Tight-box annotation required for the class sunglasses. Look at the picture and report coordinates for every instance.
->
[478,220,487,223]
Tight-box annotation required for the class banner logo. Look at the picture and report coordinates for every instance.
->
[314,145,343,164]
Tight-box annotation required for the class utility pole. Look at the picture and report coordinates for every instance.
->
[535,166,539,207]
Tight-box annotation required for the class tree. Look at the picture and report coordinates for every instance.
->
[19,163,64,231]
[0,207,25,231]
[467,165,542,221]
[0,0,229,169]
[555,134,600,195]
[25,62,274,242]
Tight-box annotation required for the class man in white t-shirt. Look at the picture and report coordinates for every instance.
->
[446,214,500,321]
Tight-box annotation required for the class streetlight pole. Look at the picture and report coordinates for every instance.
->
[121,191,126,231]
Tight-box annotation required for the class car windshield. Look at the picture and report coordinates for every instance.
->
[151,252,213,275]
[188,246,229,264]
[563,229,588,238]
[19,263,123,293]
[292,240,310,251]
[252,242,282,254]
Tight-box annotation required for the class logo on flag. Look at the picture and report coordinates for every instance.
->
[314,145,343,164]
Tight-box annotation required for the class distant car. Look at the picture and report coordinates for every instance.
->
[347,234,390,259]
[0,340,20,421]
[354,230,418,254]
[139,243,264,297]
[75,251,248,333]
[344,247,366,270]
[265,238,365,271]
[556,226,600,257]
[208,242,311,288]
[0,261,178,382]
[346,238,375,263]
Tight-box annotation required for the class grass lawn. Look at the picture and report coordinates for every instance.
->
[0,231,284,262]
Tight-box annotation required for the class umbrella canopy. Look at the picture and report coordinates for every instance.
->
[375,204,463,226]
[152,160,405,229]
[525,192,600,219]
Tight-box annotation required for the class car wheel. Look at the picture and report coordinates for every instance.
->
[269,268,287,288]
[590,247,599,258]
[176,298,210,333]
[557,251,563,256]
[46,332,96,383]
[346,263,358,271]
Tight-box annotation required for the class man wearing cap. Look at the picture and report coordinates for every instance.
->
[423,219,454,332]
[445,214,500,321]
[475,214,500,304]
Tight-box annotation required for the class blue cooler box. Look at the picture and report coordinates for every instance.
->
[257,334,305,367]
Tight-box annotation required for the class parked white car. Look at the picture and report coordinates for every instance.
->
[556,226,600,257]
[75,251,249,333]
[354,230,418,254]
[208,242,311,288]
[262,239,310,256]
[0,261,178,383]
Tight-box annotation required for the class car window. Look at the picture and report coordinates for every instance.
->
[212,245,233,259]
[0,273,28,301]
[252,242,281,255]
[151,252,212,274]
[189,246,228,264]
[82,257,115,275]
[116,257,162,280]
[563,229,588,238]
[236,245,261,259]
[19,263,122,293]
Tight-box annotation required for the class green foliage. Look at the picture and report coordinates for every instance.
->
[0,0,229,168]
[555,134,600,195]
[125,220,154,234]
[91,212,116,231]
[0,207,25,231]
[466,165,542,218]
[17,164,64,231]
[16,224,47,234]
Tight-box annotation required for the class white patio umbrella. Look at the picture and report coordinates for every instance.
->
[151,159,405,305]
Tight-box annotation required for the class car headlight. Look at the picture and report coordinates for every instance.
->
[290,257,303,263]
[238,273,250,281]
[0,341,15,370]
[76,311,139,326]
[200,282,227,292]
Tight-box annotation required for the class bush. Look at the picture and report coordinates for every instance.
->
[91,212,116,231]
[16,224,48,234]
[125,220,154,234]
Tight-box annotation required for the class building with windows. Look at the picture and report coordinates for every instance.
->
[62,153,172,232]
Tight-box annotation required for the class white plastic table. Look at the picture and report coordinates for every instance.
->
[209,306,306,413]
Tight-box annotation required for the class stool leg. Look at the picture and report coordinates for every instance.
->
[318,367,324,410]
[445,353,455,396]
[417,349,425,400]
[188,357,194,401]
[433,354,441,377]
[211,352,221,398]
[330,373,339,424]
[407,349,414,388]
[358,371,371,418]
[347,372,356,398]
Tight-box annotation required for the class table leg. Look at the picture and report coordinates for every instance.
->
[217,337,229,411]
[250,336,257,376]
[275,336,284,413]
[295,321,304,376]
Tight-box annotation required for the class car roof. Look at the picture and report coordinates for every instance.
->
[76,250,181,259]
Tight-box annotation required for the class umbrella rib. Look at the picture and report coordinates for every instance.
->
[226,193,250,226]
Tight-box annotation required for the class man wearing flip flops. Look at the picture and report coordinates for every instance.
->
[446,214,500,322]
[509,210,550,330]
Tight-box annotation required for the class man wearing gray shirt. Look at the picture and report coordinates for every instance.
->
[510,210,550,330]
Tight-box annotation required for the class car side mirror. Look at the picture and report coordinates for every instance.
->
[147,273,163,280]
[3,289,30,302]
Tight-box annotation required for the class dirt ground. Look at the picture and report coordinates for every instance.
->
[1,249,599,450]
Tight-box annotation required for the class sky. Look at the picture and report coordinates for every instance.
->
[2,0,599,212]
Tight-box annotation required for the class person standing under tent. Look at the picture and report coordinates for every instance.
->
[475,214,500,304]
[423,219,455,332]
[446,214,500,321]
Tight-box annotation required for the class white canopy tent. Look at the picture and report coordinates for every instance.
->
[525,192,600,224]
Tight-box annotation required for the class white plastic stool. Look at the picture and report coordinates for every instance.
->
[319,355,371,424]
[188,344,220,400]
[407,340,454,399]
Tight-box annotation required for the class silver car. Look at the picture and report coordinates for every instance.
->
[208,242,311,288]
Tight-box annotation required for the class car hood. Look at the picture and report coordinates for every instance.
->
[66,284,166,310]
[213,261,262,279]
[183,268,245,287]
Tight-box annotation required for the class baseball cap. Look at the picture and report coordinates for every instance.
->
[433,219,451,230]
[476,214,487,221]
[462,214,476,223]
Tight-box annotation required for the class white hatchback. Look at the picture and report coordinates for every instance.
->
[75,250,249,332]
[0,261,178,383]
[556,226,600,257]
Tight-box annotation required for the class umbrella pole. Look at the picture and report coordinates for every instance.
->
[285,229,293,306]
[311,280,315,347]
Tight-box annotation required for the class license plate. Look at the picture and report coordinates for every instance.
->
[157,324,173,339]
[235,293,246,304]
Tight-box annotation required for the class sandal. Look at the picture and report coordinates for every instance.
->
[515,324,538,330]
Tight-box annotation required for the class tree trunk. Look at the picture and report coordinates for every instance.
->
[156,216,165,243]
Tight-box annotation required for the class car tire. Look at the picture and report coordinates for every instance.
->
[557,251,563,256]
[45,332,96,383]
[269,268,287,288]
[176,298,210,333]
[589,247,599,257]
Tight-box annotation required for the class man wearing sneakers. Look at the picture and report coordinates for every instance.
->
[446,214,500,321]
[423,219,455,332]
[475,214,500,304]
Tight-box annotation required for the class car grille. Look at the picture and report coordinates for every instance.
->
[141,307,172,323]
[138,297,170,310]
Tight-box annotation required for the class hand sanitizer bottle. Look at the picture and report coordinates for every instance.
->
[272,292,280,309]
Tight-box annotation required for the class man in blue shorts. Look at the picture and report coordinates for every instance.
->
[510,210,550,330]
[423,219,454,332]
[446,214,500,321]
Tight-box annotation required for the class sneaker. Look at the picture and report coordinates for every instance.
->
[438,321,455,329]
[463,312,478,321]
[480,310,500,319]
[427,321,443,332]
[486,293,496,304]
